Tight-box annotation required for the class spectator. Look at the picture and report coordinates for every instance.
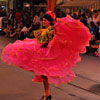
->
[33,12,40,29]
[10,24,22,38]
[15,10,22,24]
[80,14,88,27]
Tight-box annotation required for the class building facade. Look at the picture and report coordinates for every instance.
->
[0,0,13,9]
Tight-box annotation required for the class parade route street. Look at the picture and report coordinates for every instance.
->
[0,36,100,100]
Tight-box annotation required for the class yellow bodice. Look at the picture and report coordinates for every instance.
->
[34,26,55,43]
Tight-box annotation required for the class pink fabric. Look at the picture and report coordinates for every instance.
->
[1,16,91,85]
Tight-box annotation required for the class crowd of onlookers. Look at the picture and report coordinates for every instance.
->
[0,7,45,40]
[0,7,100,57]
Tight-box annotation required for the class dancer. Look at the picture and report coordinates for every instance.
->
[1,11,91,100]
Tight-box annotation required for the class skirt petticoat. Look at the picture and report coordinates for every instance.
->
[1,16,91,85]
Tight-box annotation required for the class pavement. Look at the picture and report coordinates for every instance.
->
[0,36,100,100]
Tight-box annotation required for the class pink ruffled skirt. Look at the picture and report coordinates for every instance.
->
[1,16,91,85]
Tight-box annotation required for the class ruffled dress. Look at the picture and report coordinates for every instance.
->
[1,16,91,85]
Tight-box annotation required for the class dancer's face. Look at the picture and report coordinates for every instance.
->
[43,18,51,28]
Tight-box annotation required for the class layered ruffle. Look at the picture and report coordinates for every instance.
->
[1,16,91,85]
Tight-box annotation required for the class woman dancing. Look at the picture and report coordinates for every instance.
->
[1,11,90,100]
